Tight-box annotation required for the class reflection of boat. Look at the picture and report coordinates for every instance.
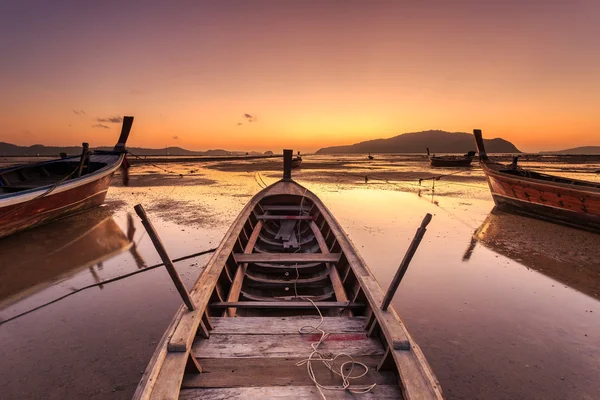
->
[474,129,600,231]
[135,150,442,400]
[0,117,134,238]
[0,209,134,310]
[427,148,475,168]
[464,207,600,300]
[291,151,302,168]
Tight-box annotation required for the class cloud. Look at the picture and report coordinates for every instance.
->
[172,135,179,140]
[92,124,110,129]
[243,113,256,122]
[97,116,123,123]
[73,109,86,116]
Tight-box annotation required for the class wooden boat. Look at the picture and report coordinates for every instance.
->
[134,151,442,400]
[0,117,134,238]
[0,208,133,310]
[368,153,374,160]
[292,152,303,168]
[426,148,475,168]
[463,207,600,300]
[474,129,600,231]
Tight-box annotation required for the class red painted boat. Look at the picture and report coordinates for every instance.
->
[473,129,600,231]
[0,116,134,238]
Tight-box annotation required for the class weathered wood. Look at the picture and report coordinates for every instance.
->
[210,301,364,310]
[197,320,210,339]
[274,219,296,240]
[381,213,432,311]
[227,221,263,317]
[181,356,394,388]
[76,142,89,177]
[377,346,396,371]
[180,385,403,399]
[134,204,196,311]
[309,221,349,307]
[210,316,366,335]
[257,215,314,220]
[148,351,188,400]
[185,354,203,374]
[202,312,214,331]
[233,253,340,264]
[192,333,384,358]
[283,149,293,180]
[261,205,306,212]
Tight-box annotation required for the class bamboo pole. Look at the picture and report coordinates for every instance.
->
[381,213,432,311]
[134,204,196,311]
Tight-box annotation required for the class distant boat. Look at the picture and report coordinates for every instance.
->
[291,151,302,168]
[368,153,374,160]
[0,117,134,238]
[474,129,600,231]
[427,148,475,168]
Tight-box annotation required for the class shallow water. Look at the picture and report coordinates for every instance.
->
[0,156,599,399]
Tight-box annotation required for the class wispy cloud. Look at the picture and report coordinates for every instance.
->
[73,109,86,116]
[92,124,110,129]
[172,135,179,140]
[238,113,257,125]
[97,116,123,123]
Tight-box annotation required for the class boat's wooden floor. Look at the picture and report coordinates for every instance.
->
[180,316,402,399]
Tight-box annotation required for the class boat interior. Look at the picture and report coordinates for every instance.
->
[0,158,107,194]
[150,187,441,399]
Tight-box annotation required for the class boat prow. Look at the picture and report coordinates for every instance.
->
[134,150,443,400]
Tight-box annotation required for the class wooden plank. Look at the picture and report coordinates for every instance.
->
[226,221,263,317]
[261,205,305,211]
[274,219,296,240]
[180,385,402,399]
[181,356,395,388]
[233,253,340,264]
[147,351,188,400]
[192,333,384,359]
[210,301,364,310]
[309,221,349,306]
[210,316,366,335]
[257,215,314,220]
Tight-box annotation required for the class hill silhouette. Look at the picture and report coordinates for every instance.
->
[0,142,265,157]
[316,130,520,154]
[540,146,600,155]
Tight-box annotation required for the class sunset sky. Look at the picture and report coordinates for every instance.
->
[1,1,599,153]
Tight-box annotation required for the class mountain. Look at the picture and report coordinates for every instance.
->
[0,142,268,157]
[316,130,520,154]
[540,146,600,155]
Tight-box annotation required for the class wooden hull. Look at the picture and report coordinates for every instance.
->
[482,163,600,231]
[429,157,472,168]
[134,179,443,400]
[0,154,123,238]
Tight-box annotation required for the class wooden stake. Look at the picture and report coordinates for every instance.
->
[76,142,89,177]
[283,149,292,181]
[381,213,432,311]
[134,204,196,311]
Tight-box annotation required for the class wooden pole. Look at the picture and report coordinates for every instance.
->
[77,142,89,177]
[473,129,488,161]
[381,213,432,311]
[134,204,196,311]
[283,149,293,180]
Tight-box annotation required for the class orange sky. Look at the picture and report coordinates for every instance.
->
[1,1,599,153]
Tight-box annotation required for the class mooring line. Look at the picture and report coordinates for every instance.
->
[0,247,217,326]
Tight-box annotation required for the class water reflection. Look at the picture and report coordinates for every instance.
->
[464,207,600,300]
[0,208,136,310]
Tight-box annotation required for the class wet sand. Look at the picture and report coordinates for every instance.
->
[0,155,599,399]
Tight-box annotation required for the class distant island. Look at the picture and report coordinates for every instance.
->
[0,142,268,157]
[540,146,600,155]
[316,130,520,154]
